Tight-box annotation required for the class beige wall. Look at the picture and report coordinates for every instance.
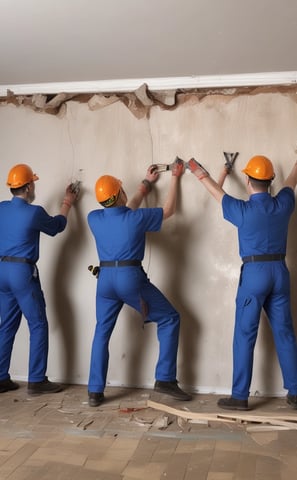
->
[1,91,297,396]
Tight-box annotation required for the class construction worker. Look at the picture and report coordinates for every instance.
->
[87,159,192,407]
[0,164,79,395]
[188,155,297,411]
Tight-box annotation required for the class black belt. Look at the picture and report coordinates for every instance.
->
[0,256,35,264]
[100,260,142,267]
[242,254,285,263]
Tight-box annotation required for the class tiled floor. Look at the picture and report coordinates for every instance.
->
[0,383,297,479]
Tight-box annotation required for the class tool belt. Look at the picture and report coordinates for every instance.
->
[242,254,285,264]
[100,260,142,267]
[0,256,35,264]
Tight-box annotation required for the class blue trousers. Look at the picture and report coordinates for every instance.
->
[88,266,180,393]
[0,262,48,382]
[232,261,297,399]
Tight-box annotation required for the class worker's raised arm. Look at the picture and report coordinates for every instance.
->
[283,161,297,190]
[217,166,230,189]
[128,165,159,210]
[162,158,184,220]
[217,152,239,188]
[187,158,226,204]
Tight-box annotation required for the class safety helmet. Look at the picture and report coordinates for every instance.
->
[95,175,122,206]
[6,164,39,188]
[242,155,275,180]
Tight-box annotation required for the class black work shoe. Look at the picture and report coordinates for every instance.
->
[27,377,63,395]
[217,396,250,411]
[88,392,104,407]
[0,379,19,393]
[154,380,192,401]
[287,394,297,409]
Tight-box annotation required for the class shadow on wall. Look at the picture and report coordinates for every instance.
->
[50,197,87,382]
[287,206,297,342]
[118,308,156,388]
[163,219,201,388]
[119,221,201,390]
[145,184,201,389]
[287,208,297,328]
[257,313,280,395]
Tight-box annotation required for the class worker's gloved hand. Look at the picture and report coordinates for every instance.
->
[187,158,200,173]
[171,157,185,177]
[145,165,159,183]
[224,152,239,174]
[224,160,233,174]
[187,158,209,179]
[70,180,81,195]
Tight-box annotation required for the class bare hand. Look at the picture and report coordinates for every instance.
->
[64,184,79,205]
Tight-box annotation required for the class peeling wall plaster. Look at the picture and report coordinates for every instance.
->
[1,84,297,119]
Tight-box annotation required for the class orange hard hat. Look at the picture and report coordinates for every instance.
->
[242,155,275,180]
[95,175,122,206]
[7,164,39,188]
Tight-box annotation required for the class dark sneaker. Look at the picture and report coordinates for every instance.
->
[27,377,63,395]
[154,380,192,401]
[218,396,250,411]
[287,394,297,409]
[88,392,104,407]
[0,379,19,393]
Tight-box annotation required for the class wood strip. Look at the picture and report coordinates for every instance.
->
[147,400,234,423]
[147,400,297,430]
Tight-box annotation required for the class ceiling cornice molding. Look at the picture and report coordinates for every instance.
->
[1,71,297,97]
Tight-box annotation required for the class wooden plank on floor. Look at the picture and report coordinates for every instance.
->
[147,399,297,430]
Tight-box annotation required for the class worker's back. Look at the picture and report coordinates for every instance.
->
[88,206,163,261]
[222,188,295,258]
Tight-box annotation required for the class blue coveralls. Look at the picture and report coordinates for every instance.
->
[222,187,297,399]
[0,197,67,382]
[87,205,180,393]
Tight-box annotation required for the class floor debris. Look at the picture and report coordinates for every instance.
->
[2,385,297,479]
[147,399,297,431]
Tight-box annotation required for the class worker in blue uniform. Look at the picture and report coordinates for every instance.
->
[87,159,192,406]
[0,163,78,395]
[188,155,297,410]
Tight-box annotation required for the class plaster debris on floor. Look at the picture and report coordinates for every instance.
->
[1,384,297,479]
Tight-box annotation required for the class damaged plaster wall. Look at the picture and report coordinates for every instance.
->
[1,88,297,396]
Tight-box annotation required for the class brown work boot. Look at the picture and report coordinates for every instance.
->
[0,378,19,393]
[27,377,63,395]
[217,396,250,411]
[154,380,192,401]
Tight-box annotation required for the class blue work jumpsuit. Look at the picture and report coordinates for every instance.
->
[87,206,180,393]
[0,197,67,382]
[222,187,297,399]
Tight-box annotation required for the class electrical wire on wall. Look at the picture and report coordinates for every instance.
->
[143,113,157,276]
[145,112,187,276]
[65,103,83,190]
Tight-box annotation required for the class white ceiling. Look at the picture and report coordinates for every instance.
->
[1,0,297,89]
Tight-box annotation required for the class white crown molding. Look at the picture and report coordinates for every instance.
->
[1,71,297,96]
